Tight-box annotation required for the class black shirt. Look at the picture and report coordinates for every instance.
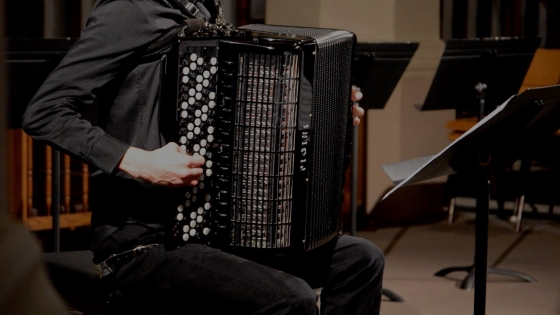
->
[22,0,189,261]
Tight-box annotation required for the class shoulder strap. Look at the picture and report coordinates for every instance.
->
[140,18,205,59]
[169,0,222,22]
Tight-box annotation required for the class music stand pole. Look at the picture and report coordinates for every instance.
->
[473,158,491,315]
[351,123,358,237]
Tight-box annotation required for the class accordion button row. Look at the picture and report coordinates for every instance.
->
[174,48,221,245]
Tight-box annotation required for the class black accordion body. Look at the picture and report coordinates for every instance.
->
[161,23,356,257]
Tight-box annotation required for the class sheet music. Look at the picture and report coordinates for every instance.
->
[381,95,515,201]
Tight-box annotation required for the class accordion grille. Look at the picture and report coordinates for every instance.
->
[230,53,300,249]
[239,24,355,249]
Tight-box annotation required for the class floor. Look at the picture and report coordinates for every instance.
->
[357,199,560,315]
[38,196,560,315]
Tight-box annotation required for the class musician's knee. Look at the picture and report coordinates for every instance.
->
[342,236,385,278]
[275,277,318,314]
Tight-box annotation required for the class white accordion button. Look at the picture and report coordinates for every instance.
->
[210,57,217,65]
[205,160,213,168]
[190,211,197,219]
[203,228,210,235]
[188,97,196,105]
[197,207,204,214]
[207,135,214,142]
[205,169,213,177]
[196,83,203,91]
[189,228,197,236]
[180,145,186,151]
[192,187,198,194]
[210,66,217,74]
[180,136,187,144]
[181,102,188,109]
[182,67,190,75]
[201,105,209,113]
[207,126,214,134]
[190,53,197,61]
[182,234,189,242]
[203,79,209,87]
[181,111,188,118]
[195,118,202,126]
[177,204,184,212]
[182,76,189,84]
[195,92,202,100]
[203,70,210,78]
[185,200,191,207]
[199,148,206,155]
[187,132,194,140]
[200,139,208,147]
[193,144,200,152]
[196,215,203,223]
[205,194,211,201]
[188,88,196,96]
[177,213,184,221]
[201,114,208,122]
[197,57,204,66]
[182,225,190,233]
[209,101,216,109]
[208,92,216,100]
[194,127,201,135]
[198,182,205,189]
[190,62,197,71]
[195,109,202,117]
[196,75,203,83]
[204,202,211,210]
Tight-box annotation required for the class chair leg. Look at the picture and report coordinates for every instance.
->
[513,194,525,233]
[448,197,456,225]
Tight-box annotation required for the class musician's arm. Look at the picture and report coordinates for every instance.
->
[21,2,180,176]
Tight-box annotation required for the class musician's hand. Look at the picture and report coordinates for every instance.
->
[352,85,365,126]
[118,143,205,187]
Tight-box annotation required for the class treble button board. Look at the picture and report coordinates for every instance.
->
[175,45,220,246]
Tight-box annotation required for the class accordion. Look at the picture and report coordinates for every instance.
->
[161,24,356,257]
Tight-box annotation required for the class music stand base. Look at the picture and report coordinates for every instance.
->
[382,288,405,302]
[434,264,536,290]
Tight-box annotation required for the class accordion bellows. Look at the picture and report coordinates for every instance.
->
[162,24,356,257]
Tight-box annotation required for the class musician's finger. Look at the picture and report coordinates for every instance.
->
[352,104,364,118]
[187,154,206,167]
[351,85,363,102]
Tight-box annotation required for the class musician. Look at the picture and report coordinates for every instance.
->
[22,0,382,314]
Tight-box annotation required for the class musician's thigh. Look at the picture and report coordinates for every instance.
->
[115,244,318,314]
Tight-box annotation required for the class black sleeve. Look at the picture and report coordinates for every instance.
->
[21,0,181,174]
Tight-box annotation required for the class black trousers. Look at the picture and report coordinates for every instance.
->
[112,235,384,315]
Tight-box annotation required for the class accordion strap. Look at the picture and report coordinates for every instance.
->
[140,0,227,59]
[140,18,205,59]
[169,0,224,23]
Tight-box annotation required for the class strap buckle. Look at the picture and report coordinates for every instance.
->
[95,244,158,278]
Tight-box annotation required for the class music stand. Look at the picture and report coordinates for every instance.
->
[381,84,560,315]
[418,37,541,119]
[350,41,419,303]
[350,41,419,233]
[412,36,542,289]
